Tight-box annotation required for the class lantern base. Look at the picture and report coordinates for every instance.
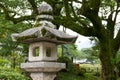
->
[21,62,65,72]
[30,73,56,80]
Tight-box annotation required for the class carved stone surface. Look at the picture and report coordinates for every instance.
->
[38,1,53,14]
[30,73,56,80]
[28,42,57,62]
[21,62,65,72]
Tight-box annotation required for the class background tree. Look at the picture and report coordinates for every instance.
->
[58,44,79,62]
[0,0,120,80]
[58,0,120,80]
[77,37,100,64]
[80,47,99,64]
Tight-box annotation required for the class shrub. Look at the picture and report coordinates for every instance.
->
[0,67,30,80]
[57,57,85,75]
[93,72,100,77]
[77,67,86,76]
[0,59,11,67]
[57,57,75,73]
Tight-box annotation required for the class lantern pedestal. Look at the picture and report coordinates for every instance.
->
[30,73,56,80]
[21,62,65,80]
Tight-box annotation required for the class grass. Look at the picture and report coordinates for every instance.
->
[55,63,102,80]
[56,71,101,80]
[80,64,101,68]
[56,63,120,80]
[56,72,81,80]
[84,73,101,80]
[117,78,120,80]
[80,64,101,73]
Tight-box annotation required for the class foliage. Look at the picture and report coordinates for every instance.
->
[57,56,85,75]
[80,64,101,77]
[0,10,30,57]
[57,44,79,58]
[115,50,120,64]
[0,66,30,80]
[56,71,101,80]
[57,56,75,73]
[0,58,30,80]
[0,59,10,66]
[79,48,100,64]
[0,49,25,69]
[0,15,29,67]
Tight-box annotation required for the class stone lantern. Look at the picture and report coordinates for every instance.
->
[11,1,77,80]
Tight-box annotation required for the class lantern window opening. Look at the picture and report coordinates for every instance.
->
[46,47,51,57]
[33,47,40,57]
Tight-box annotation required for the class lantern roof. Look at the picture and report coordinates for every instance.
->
[38,1,53,14]
[11,26,77,44]
[11,1,77,44]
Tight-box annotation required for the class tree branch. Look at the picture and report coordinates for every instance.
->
[67,21,96,37]
[54,16,96,37]
[114,29,120,51]
[0,2,37,24]
[73,0,82,4]
[70,2,92,28]
[27,0,38,14]
[106,3,120,39]
[78,0,107,40]
[113,3,120,23]
[0,3,10,20]
[60,0,96,37]
[63,0,71,18]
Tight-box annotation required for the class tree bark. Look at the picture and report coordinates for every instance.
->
[99,41,116,80]
[100,57,116,80]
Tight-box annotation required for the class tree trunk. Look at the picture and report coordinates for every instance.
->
[99,41,116,80]
[100,57,116,80]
